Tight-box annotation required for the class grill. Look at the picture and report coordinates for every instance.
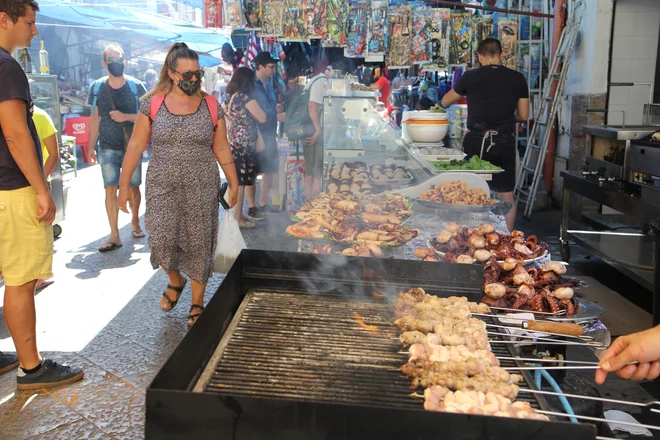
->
[146,250,596,440]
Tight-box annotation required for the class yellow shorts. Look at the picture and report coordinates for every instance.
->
[0,187,53,286]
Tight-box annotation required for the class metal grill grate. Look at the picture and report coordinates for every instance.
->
[201,290,545,411]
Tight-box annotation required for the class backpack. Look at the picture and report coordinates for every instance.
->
[149,94,219,129]
[285,75,326,142]
[90,75,140,114]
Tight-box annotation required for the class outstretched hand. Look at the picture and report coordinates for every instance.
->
[595,325,660,384]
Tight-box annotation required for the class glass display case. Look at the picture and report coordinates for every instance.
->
[28,73,65,227]
[322,96,436,193]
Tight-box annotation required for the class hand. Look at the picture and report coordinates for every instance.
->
[118,188,131,214]
[88,149,98,165]
[305,130,321,147]
[595,325,660,384]
[35,191,56,226]
[109,110,126,123]
[227,185,238,208]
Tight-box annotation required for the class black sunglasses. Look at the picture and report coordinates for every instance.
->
[173,69,204,81]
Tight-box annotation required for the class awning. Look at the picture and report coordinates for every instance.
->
[37,1,228,66]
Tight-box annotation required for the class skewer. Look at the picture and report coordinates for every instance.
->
[497,356,615,365]
[487,323,594,341]
[519,388,660,412]
[536,410,660,432]
[486,306,566,316]
[503,365,602,371]
[397,338,604,355]
[485,331,600,346]
[473,314,585,336]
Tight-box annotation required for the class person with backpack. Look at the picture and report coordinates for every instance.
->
[116,43,239,327]
[303,60,332,200]
[87,43,148,252]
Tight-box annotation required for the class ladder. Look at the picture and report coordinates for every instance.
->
[514,0,585,220]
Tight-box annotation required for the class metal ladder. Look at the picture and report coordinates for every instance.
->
[514,0,585,219]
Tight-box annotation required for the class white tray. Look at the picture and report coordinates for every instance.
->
[422,154,466,162]
[433,169,504,174]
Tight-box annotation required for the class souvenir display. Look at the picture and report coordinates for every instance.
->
[204,0,222,28]
[471,15,493,66]
[345,0,369,58]
[324,0,349,47]
[243,0,262,29]
[306,0,327,39]
[283,0,308,41]
[224,0,246,28]
[429,8,451,67]
[449,10,471,65]
[499,19,518,69]
[367,0,389,59]
[261,0,287,36]
[387,4,412,68]
[411,4,432,63]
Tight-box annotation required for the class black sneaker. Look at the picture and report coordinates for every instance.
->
[247,207,265,221]
[17,359,84,390]
[0,352,19,374]
[259,205,281,214]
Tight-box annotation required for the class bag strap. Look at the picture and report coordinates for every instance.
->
[104,81,118,111]
[204,94,219,128]
[90,77,107,114]
[150,95,166,122]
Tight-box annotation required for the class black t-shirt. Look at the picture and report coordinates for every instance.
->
[87,76,147,150]
[0,47,43,191]
[453,65,529,133]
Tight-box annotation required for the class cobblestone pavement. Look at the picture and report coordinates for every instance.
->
[0,162,658,439]
[0,163,226,439]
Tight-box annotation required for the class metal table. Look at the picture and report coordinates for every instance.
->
[560,170,660,324]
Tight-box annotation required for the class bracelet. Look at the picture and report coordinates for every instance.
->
[220,161,234,166]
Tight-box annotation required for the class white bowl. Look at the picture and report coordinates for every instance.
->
[405,110,448,121]
[405,123,449,143]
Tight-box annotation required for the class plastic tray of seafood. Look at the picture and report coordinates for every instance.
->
[416,198,502,213]
[326,180,373,195]
[326,161,370,183]
[369,164,413,186]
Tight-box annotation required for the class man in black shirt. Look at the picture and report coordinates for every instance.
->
[0,0,83,388]
[87,43,147,252]
[441,38,529,230]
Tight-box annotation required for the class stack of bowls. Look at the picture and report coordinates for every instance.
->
[403,111,449,143]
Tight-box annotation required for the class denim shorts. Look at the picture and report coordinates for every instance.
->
[98,148,142,187]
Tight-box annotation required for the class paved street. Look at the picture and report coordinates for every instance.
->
[0,162,226,439]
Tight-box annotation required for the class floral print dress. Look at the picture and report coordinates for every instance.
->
[224,92,258,186]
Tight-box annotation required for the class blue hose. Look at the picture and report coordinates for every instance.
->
[533,365,579,423]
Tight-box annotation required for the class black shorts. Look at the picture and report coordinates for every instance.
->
[463,131,516,193]
[256,142,279,175]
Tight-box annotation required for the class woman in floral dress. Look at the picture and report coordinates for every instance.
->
[222,67,266,229]
[117,43,239,327]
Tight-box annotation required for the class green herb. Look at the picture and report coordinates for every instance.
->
[432,155,502,171]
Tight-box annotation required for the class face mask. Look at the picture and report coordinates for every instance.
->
[107,62,124,77]
[178,79,201,96]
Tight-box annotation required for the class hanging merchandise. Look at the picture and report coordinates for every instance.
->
[449,10,472,65]
[261,0,286,36]
[243,0,262,29]
[270,41,286,95]
[204,0,222,28]
[471,15,493,66]
[499,18,518,69]
[224,0,246,28]
[306,0,327,39]
[283,0,308,41]
[428,8,450,68]
[324,0,349,48]
[387,4,412,68]
[411,4,432,64]
[240,31,262,67]
[366,0,388,61]
[344,0,369,58]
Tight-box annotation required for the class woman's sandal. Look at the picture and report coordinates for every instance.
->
[161,279,187,312]
[187,304,205,327]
